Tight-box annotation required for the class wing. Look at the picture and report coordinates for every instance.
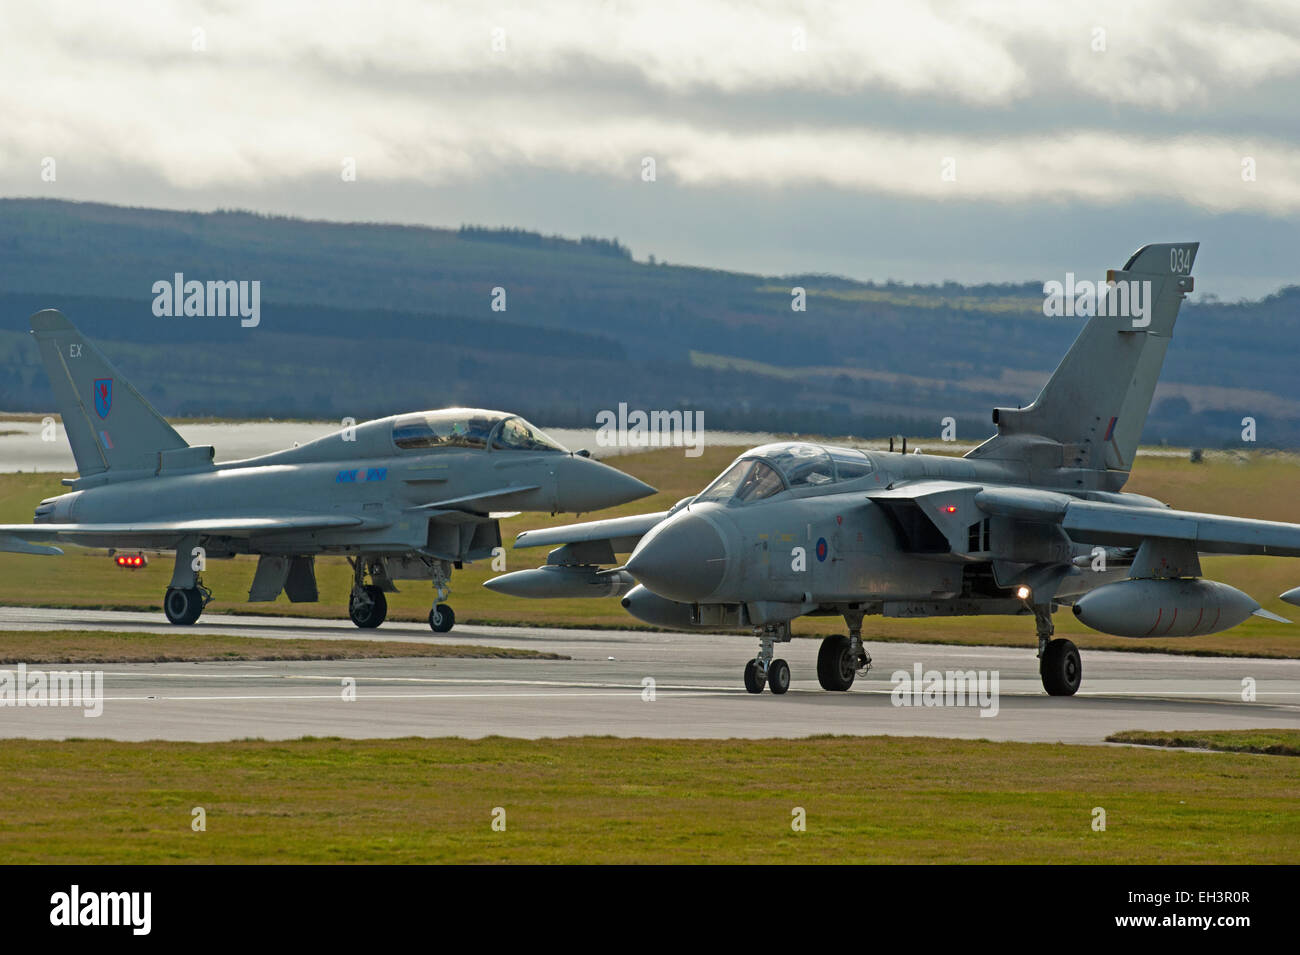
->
[514,510,670,559]
[863,480,1300,559]
[0,515,366,554]
[973,487,1300,557]
[484,510,669,599]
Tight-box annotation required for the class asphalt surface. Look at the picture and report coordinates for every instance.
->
[0,607,1296,743]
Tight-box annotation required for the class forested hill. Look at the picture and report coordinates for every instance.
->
[2,198,1298,447]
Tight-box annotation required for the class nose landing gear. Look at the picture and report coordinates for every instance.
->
[428,560,455,633]
[743,622,791,695]
[767,658,791,694]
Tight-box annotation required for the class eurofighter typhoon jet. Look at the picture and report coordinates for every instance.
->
[0,310,654,632]
[488,242,1300,696]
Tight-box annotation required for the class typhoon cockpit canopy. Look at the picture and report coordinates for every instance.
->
[391,409,567,453]
[694,442,875,504]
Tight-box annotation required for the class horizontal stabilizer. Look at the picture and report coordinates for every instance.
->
[0,533,63,555]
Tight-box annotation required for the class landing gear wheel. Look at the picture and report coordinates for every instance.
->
[349,585,387,629]
[768,658,791,695]
[429,603,455,633]
[743,658,766,694]
[817,635,856,691]
[1040,638,1082,696]
[163,587,203,626]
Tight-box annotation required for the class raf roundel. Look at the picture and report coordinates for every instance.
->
[816,537,828,562]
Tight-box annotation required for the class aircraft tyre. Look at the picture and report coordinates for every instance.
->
[429,603,455,633]
[349,586,387,629]
[1040,638,1082,696]
[163,587,203,625]
[768,658,791,695]
[743,658,766,694]
[817,635,856,691]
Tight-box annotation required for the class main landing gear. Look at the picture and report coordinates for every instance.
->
[817,611,871,691]
[164,581,210,625]
[1035,604,1081,696]
[348,558,388,629]
[350,585,388,628]
[163,541,211,625]
[429,604,455,633]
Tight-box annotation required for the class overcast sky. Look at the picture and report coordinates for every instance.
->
[3,0,1298,298]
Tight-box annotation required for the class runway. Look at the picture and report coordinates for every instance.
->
[1,607,1297,743]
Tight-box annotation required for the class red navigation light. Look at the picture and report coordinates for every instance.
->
[942,505,958,514]
[115,554,148,568]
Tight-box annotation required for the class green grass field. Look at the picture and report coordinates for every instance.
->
[1106,729,1300,757]
[0,735,1294,863]
[0,630,559,664]
[3,447,1300,657]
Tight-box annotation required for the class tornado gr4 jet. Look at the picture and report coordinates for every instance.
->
[0,310,654,632]
[488,242,1300,696]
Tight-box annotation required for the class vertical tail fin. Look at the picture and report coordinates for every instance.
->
[29,309,188,477]
[967,242,1198,485]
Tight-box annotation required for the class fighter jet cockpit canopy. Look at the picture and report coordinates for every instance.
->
[694,442,874,504]
[392,409,567,453]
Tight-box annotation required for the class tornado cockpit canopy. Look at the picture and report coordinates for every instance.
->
[694,442,874,504]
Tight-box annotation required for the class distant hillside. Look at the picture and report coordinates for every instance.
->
[1,198,1298,446]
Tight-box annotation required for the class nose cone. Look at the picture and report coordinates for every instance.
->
[625,512,726,602]
[555,455,655,512]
